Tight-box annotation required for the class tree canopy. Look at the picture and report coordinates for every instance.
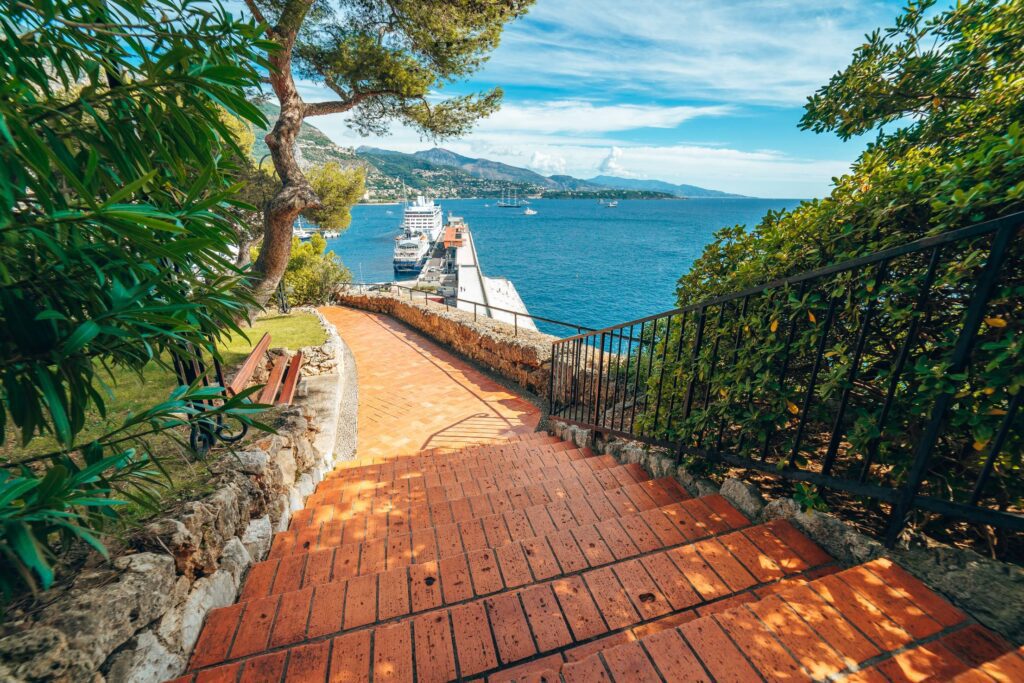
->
[245,0,534,305]
[302,162,365,231]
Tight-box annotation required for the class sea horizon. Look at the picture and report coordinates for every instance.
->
[329,197,803,335]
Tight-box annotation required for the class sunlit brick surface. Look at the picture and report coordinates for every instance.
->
[175,306,1014,682]
[321,306,539,460]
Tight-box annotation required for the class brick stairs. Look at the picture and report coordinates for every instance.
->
[175,433,1023,682]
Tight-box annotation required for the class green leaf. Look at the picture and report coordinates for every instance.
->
[6,523,54,588]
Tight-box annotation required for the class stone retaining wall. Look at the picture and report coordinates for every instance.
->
[547,418,1024,645]
[0,314,354,683]
[334,290,558,397]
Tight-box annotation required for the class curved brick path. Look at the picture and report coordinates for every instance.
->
[320,306,539,461]
[174,306,1024,683]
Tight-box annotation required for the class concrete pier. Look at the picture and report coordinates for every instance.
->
[455,226,536,331]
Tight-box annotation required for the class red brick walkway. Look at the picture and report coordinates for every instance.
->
[176,306,1020,682]
[320,307,539,461]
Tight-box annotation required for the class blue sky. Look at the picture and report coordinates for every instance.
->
[292,0,911,198]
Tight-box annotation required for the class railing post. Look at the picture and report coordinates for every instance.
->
[683,309,707,421]
[547,342,557,418]
[514,313,518,336]
[821,264,888,475]
[572,338,583,422]
[592,333,606,426]
[884,223,1015,547]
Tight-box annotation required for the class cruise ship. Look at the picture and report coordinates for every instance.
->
[392,196,443,273]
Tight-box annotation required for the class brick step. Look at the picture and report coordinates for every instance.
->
[260,475,692,581]
[181,518,835,679]
[320,444,594,496]
[845,624,1018,683]
[292,459,648,536]
[270,470,687,563]
[303,450,614,518]
[242,492,731,600]
[951,642,1024,682]
[557,557,983,683]
[334,433,565,470]
[319,438,593,485]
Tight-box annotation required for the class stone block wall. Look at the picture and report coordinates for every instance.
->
[334,290,558,397]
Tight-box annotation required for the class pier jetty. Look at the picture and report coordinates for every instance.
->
[420,213,536,330]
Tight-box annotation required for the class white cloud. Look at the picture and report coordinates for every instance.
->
[305,110,851,197]
[479,101,730,134]
[267,0,893,196]
[529,151,566,175]
[598,146,632,177]
[484,0,897,106]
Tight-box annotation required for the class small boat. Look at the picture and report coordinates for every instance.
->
[293,216,314,240]
[606,200,619,208]
[523,207,537,216]
[320,229,340,239]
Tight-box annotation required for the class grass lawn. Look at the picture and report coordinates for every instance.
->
[2,311,328,525]
[219,312,327,367]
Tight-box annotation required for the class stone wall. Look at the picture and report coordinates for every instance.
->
[334,289,558,397]
[0,313,354,683]
[547,418,1024,645]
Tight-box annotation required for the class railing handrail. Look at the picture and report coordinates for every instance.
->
[548,211,1024,548]
[341,281,595,336]
[554,210,1024,344]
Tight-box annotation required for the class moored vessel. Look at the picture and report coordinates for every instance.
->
[392,195,443,273]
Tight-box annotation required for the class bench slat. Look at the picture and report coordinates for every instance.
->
[258,355,288,405]
[276,351,304,406]
[227,332,272,396]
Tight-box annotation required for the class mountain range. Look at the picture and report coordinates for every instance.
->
[250,102,745,200]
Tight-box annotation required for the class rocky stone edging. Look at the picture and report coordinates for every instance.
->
[334,290,557,397]
[548,419,1024,645]
[0,317,356,683]
[251,306,343,382]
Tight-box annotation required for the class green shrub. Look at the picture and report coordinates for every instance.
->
[0,0,270,598]
[633,0,1023,550]
[284,234,352,306]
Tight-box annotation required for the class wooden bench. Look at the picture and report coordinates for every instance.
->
[228,332,304,406]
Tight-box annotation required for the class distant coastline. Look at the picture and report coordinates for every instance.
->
[357,195,794,205]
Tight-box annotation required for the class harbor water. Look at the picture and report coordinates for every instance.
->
[327,198,801,335]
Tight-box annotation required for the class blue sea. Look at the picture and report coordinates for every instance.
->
[326,198,801,336]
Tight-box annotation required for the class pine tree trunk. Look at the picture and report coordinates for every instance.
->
[248,51,320,308]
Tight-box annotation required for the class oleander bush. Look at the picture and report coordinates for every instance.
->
[0,0,273,599]
[637,0,1023,553]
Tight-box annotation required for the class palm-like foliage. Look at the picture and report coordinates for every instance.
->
[0,0,274,596]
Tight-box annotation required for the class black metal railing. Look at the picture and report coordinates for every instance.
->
[550,213,1023,546]
[341,281,594,337]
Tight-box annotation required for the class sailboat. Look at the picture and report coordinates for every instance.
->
[497,188,522,208]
